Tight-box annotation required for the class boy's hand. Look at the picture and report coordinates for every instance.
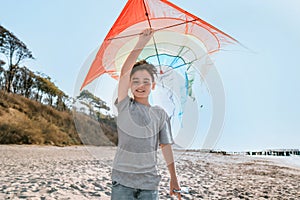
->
[140,28,154,37]
[136,28,154,48]
[170,177,181,199]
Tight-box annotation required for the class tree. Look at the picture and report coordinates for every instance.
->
[0,25,34,93]
[21,66,35,98]
[0,60,5,89]
[41,76,58,106]
[11,66,34,98]
[0,25,72,112]
[77,90,110,118]
[55,91,69,111]
[31,72,69,110]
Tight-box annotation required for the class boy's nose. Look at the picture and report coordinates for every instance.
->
[137,83,146,88]
[138,83,145,89]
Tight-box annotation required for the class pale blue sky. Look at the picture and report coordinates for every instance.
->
[1,0,299,151]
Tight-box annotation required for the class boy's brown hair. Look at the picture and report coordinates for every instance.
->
[130,60,157,82]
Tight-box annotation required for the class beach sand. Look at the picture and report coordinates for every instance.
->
[0,145,299,199]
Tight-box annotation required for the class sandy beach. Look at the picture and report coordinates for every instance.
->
[0,145,299,199]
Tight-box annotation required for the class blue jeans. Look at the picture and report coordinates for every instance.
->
[111,181,159,200]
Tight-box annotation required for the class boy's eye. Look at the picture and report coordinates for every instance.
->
[132,80,151,85]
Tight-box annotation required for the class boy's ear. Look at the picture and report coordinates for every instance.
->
[151,82,156,90]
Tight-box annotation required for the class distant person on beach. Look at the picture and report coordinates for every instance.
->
[111,29,181,200]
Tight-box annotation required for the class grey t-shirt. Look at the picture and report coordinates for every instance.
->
[112,96,174,190]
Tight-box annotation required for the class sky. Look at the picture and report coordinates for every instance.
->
[1,0,300,151]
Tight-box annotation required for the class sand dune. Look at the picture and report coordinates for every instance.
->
[0,145,299,199]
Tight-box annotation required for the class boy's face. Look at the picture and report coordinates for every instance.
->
[130,70,155,99]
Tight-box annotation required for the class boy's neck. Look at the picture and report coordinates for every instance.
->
[134,97,150,106]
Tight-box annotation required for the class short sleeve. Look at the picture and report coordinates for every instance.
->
[114,96,131,112]
[159,111,174,145]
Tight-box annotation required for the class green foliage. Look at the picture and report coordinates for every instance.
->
[32,73,67,107]
[77,90,110,111]
[11,66,34,97]
[0,25,69,111]
[0,25,34,93]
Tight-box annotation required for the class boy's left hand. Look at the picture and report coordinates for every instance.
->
[170,178,181,199]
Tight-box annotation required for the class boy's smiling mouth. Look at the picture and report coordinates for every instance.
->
[136,89,145,93]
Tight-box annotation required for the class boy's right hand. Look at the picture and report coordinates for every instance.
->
[140,28,153,36]
[137,28,154,46]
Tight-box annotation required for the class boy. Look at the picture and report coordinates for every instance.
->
[111,29,181,200]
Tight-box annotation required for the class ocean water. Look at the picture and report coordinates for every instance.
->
[254,155,300,169]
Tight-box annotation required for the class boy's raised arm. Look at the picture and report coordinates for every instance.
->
[117,29,153,103]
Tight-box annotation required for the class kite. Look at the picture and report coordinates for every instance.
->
[79,0,238,149]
